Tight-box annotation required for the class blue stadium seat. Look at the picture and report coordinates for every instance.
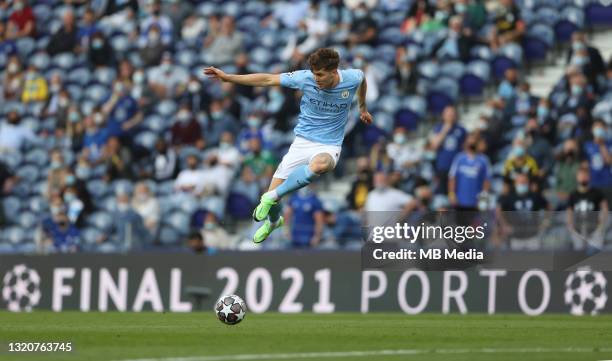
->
[112,179,134,196]
[534,7,561,27]
[28,196,47,214]
[155,99,177,118]
[16,165,39,183]
[110,34,131,53]
[362,126,387,148]
[87,179,110,199]
[19,211,38,229]
[93,67,117,85]
[135,131,158,150]
[226,192,255,219]
[460,74,486,97]
[439,61,465,80]
[585,1,612,26]
[52,52,76,70]
[394,108,420,131]
[87,211,113,232]
[4,227,25,245]
[85,84,110,103]
[16,37,36,58]
[523,36,549,61]
[68,66,92,86]
[165,211,190,235]
[159,226,180,245]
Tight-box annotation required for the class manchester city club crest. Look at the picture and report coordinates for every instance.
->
[341,90,349,98]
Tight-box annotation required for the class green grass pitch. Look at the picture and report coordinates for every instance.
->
[1,312,612,361]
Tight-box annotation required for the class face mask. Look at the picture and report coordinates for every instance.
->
[51,84,61,93]
[136,193,148,202]
[25,72,36,81]
[161,63,172,73]
[512,146,525,157]
[92,39,103,49]
[211,111,223,120]
[572,42,585,51]
[58,97,69,108]
[149,31,160,43]
[177,111,190,122]
[516,184,529,195]
[593,127,607,139]
[69,112,80,123]
[14,2,24,11]
[537,106,548,119]
[117,203,129,212]
[64,193,76,203]
[476,120,488,130]
[8,63,18,74]
[390,132,406,144]
[219,142,232,150]
[572,56,587,67]
[518,91,529,100]
[114,83,124,94]
[435,11,447,21]
[571,85,583,96]
[188,82,201,93]
[51,207,62,216]
[354,9,366,18]
[247,117,261,128]
[65,175,76,186]
[133,72,145,84]
[76,167,91,179]
[51,161,62,170]
[204,222,216,230]
[94,113,104,125]
[353,58,364,68]
[454,3,466,13]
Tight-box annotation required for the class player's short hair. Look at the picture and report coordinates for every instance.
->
[308,48,340,71]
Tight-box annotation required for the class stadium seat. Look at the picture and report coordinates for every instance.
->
[93,67,117,85]
[159,226,180,245]
[362,125,387,148]
[534,7,561,27]
[16,37,36,58]
[523,36,549,61]
[394,108,420,131]
[439,61,465,80]
[585,1,612,26]
[4,227,25,245]
[155,99,178,118]
[52,52,76,70]
[87,211,113,232]
[226,192,255,219]
[112,180,134,196]
[19,211,38,229]
[134,131,158,150]
[87,179,110,199]
[85,84,110,103]
[459,73,486,97]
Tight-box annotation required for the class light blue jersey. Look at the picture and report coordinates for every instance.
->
[280,69,364,146]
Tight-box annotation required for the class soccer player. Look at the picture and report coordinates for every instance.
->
[204,48,372,243]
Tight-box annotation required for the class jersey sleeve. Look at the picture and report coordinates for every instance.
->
[280,70,310,90]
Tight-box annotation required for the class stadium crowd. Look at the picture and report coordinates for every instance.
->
[0,0,611,253]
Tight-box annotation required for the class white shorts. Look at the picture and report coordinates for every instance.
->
[273,137,342,179]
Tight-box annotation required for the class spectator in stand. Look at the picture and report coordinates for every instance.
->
[281,2,329,63]
[496,173,550,250]
[101,136,132,181]
[200,212,233,250]
[0,21,17,55]
[206,99,239,145]
[401,0,434,33]
[566,167,609,250]
[203,16,243,67]
[243,137,276,189]
[46,149,69,197]
[152,138,178,182]
[147,52,188,98]
[497,67,519,101]
[175,154,205,196]
[583,121,612,200]
[63,185,85,227]
[503,136,540,182]
[0,160,17,228]
[170,104,204,149]
[21,64,48,103]
[0,110,37,154]
[181,13,207,46]
[364,171,414,229]
[41,211,80,253]
[489,0,525,50]
[566,31,606,88]
[237,113,266,153]
[101,80,142,139]
[510,82,538,127]
[525,118,553,177]
[100,191,150,249]
[47,8,78,56]
[429,105,466,194]
[448,132,491,211]
[82,110,110,162]
[77,7,98,49]
[7,0,35,40]
[319,0,352,43]
[232,166,261,204]
[553,139,581,209]
[387,127,422,180]
[43,73,69,117]
[3,56,24,100]
[285,185,325,248]
[346,157,373,211]
[139,0,173,47]
[459,0,487,33]
[186,231,207,253]
[432,15,481,63]
[139,24,166,67]
[347,2,378,47]
[88,31,115,68]
[131,182,160,238]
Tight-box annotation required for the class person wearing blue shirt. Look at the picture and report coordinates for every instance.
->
[204,48,372,244]
[428,105,466,194]
[101,80,141,138]
[448,133,491,210]
[583,121,612,199]
[43,213,80,253]
[285,187,324,248]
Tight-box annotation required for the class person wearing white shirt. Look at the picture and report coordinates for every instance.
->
[131,182,160,236]
[0,111,37,153]
[365,172,414,229]
[386,127,422,176]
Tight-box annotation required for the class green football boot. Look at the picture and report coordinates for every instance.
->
[253,217,284,244]
[252,193,277,222]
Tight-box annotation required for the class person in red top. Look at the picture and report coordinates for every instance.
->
[7,0,35,39]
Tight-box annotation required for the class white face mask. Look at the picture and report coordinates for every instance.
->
[8,63,19,74]
[117,203,129,212]
[188,82,201,93]
[94,113,104,125]
[133,72,145,84]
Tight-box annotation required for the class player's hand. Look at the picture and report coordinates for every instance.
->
[203,66,228,82]
[359,110,373,125]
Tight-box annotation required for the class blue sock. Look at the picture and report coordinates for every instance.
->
[275,165,318,198]
[269,203,282,223]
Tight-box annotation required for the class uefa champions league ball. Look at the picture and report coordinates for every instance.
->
[215,295,247,325]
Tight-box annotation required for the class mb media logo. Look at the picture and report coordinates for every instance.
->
[2,264,41,312]
[564,267,607,316]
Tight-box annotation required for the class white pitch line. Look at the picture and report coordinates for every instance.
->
[115,347,612,361]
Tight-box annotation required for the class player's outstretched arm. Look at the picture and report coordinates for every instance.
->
[357,77,372,125]
[203,66,280,87]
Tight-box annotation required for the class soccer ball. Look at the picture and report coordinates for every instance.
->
[564,267,607,316]
[215,295,247,325]
[2,264,41,312]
